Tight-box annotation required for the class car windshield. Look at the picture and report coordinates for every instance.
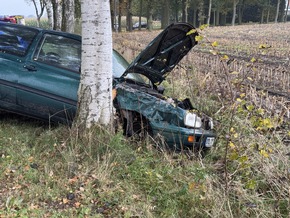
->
[0,24,38,56]
[113,50,146,84]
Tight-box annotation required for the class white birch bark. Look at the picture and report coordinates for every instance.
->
[45,0,53,29]
[78,0,113,128]
[274,0,281,23]
[231,0,239,26]
[207,0,212,25]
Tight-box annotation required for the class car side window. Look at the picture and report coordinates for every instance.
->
[34,34,81,72]
[0,24,38,56]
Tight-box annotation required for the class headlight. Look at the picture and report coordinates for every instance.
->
[184,112,202,128]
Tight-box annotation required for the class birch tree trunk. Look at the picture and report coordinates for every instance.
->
[62,0,75,33]
[45,0,53,29]
[231,0,239,26]
[51,0,62,30]
[285,0,289,22]
[182,0,189,23]
[207,0,212,25]
[274,0,281,23]
[77,0,113,129]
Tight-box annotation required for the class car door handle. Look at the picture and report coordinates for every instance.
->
[23,65,37,71]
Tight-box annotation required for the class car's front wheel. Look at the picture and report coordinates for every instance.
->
[120,110,152,139]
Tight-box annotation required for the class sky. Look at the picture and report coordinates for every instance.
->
[0,0,36,17]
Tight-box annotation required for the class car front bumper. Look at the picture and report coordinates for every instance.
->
[150,121,216,149]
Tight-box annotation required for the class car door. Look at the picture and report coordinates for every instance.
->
[17,32,81,123]
[0,23,38,113]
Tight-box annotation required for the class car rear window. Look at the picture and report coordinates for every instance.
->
[0,24,38,56]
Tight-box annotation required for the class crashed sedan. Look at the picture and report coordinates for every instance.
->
[0,22,215,150]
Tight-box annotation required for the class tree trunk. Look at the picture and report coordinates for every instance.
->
[182,0,189,23]
[216,8,220,26]
[161,0,170,29]
[138,0,143,30]
[285,0,289,22]
[198,1,204,26]
[31,0,46,27]
[52,0,62,30]
[174,0,179,22]
[231,0,239,26]
[275,0,281,23]
[147,5,153,31]
[62,0,75,33]
[260,8,264,23]
[126,0,133,31]
[46,0,53,29]
[207,0,212,25]
[77,0,113,129]
[266,0,270,23]
[238,1,243,25]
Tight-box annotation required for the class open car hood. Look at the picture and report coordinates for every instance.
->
[122,23,198,84]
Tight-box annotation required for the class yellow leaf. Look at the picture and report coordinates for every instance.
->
[195,35,203,42]
[250,57,256,63]
[257,108,264,115]
[229,141,235,148]
[247,77,253,81]
[223,55,229,60]
[259,44,271,49]
[240,93,246,98]
[260,149,269,158]
[211,41,218,47]
[186,29,197,36]
[199,24,209,30]
[230,71,239,75]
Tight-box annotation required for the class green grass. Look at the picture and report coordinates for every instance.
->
[0,105,289,217]
[2,20,289,217]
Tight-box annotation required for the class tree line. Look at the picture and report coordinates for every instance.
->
[28,0,289,33]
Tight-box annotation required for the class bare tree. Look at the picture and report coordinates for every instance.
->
[26,0,46,27]
[77,0,113,129]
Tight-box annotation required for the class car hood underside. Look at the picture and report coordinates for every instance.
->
[122,22,198,85]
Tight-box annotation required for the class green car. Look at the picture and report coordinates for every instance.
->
[0,22,215,150]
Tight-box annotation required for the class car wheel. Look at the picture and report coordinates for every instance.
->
[121,110,152,140]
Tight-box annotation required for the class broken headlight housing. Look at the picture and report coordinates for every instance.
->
[184,112,202,128]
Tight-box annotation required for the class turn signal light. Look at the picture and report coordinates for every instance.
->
[188,135,195,143]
